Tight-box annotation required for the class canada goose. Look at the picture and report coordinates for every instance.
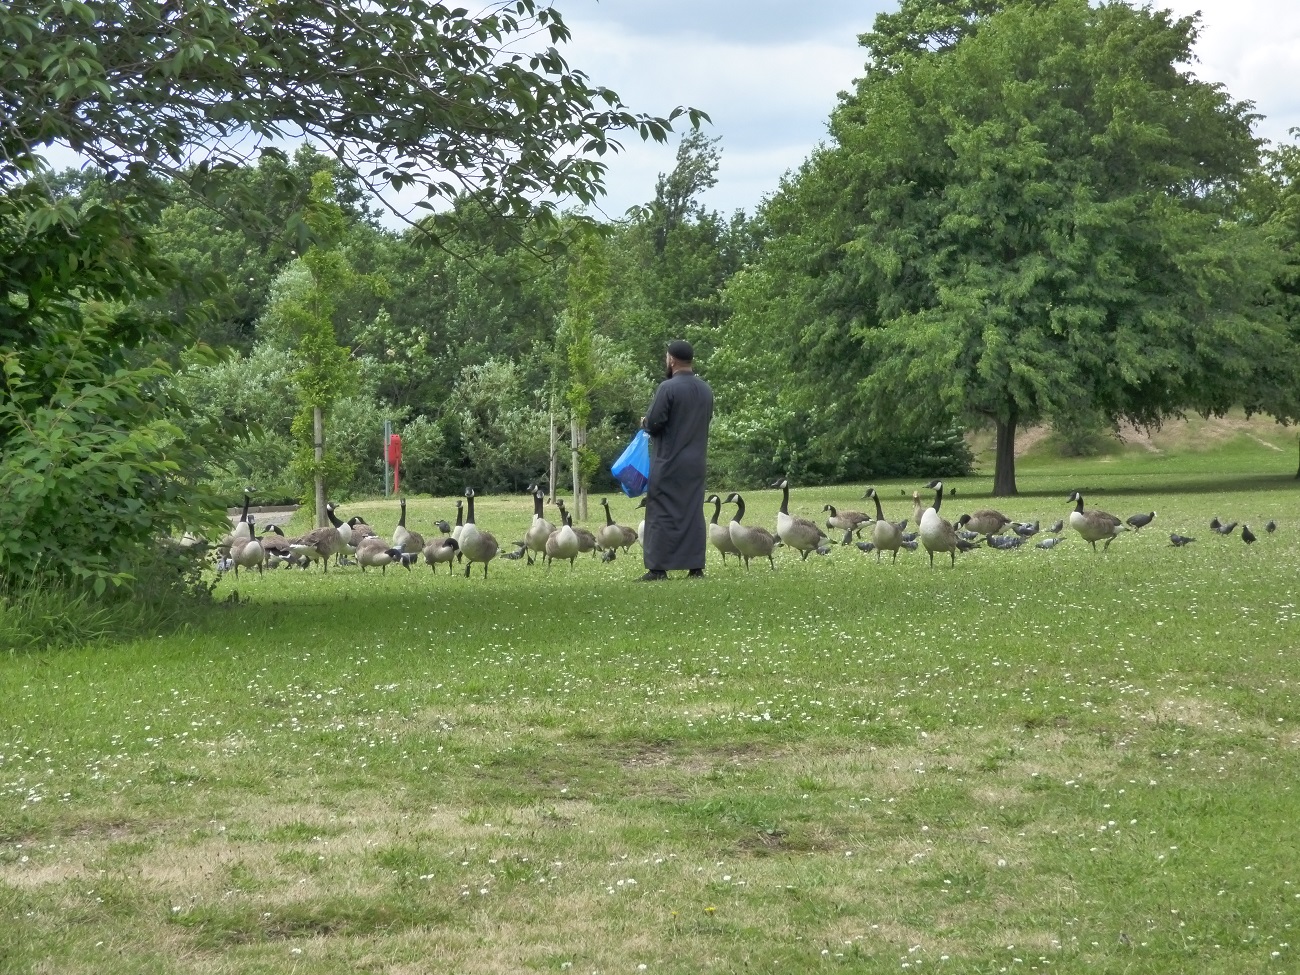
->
[323,503,355,565]
[1169,533,1195,547]
[864,488,903,564]
[230,516,265,577]
[451,499,465,562]
[956,509,1012,536]
[258,524,293,561]
[545,511,581,568]
[823,504,871,538]
[1126,512,1156,531]
[635,497,647,550]
[231,487,254,541]
[772,478,826,560]
[288,518,342,570]
[554,499,598,555]
[392,498,425,555]
[723,493,778,569]
[598,498,638,552]
[356,534,405,573]
[1242,524,1257,544]
[706,494,741,564]
[523,486,555,566]
[919,480,959,567]
[911,491,926,529]
[459,488,499,578]
[422,536,460,574]
[1066,491,1125,551]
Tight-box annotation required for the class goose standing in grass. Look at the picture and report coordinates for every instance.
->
[823,503,871,542]
[230,515,265,577]
[772,478,826,560]
[911,490,927,529]
[598,498,639,553]
[545,510,581,568]
[325,503,355,564]
[231,487,254,541]
[422,536,459,574]
[919,479,959,568]
[258,524,295,564]
[288,515,342,571]
[554,499,598,555]
[724,492,778,570]
[393,498,426,555]
[1067,491,1125,551]
[355,532,405,573]
[864,487,903,564]
[635,497,648,551]
[459,488,499,578]
[523,485,555,566]
[706,494,740,564]
[958,509,1012,536]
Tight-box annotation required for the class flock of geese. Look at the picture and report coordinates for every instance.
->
[214,478,1276,579]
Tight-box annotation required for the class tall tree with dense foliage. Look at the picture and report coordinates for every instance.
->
[2,0,702,227]
[776,0,1291,495]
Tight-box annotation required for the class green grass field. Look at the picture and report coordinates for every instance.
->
[3,426,1299,974]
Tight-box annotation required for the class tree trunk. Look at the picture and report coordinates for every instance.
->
[549,405,558,502]
[1295,434,1299,479]
[313,406,326,527]
[571,417,588,521]
[993,413,1018,497]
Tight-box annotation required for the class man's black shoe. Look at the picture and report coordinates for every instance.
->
[687,569,705,579]
[637,570,668,582]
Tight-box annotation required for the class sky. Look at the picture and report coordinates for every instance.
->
[550,0,1300,221]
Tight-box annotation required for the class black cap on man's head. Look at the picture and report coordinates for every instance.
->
[667,339,694,362]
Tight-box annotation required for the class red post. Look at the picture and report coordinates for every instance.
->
[387,434,403,495]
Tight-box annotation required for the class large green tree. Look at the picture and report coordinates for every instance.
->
[2,0,702,226]
[780,0,1291,495]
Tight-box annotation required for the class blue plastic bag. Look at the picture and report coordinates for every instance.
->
[611,429,651,497]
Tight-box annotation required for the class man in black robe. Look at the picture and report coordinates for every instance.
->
[639,339,713,581]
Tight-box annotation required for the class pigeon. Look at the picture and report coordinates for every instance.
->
[1266,520,1277,534]
[1126,512,1156,531]
[1242,525,1257,544]
[601,548,617,562]
[1036,537,1064,550]
[1046,519,1064,534]
[500,543,527,561]
[1169,533,1195,547]
[901,531,919,543]
[1210,517,1221,532]
[1214,521,1238,536]
[855,541,876,553]
[987,534,1025,550]
[397,551,419,570]
[955,538,980,553]
[1012,521,1040,538]
[957,529,981,542]
[900,539,919,551]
